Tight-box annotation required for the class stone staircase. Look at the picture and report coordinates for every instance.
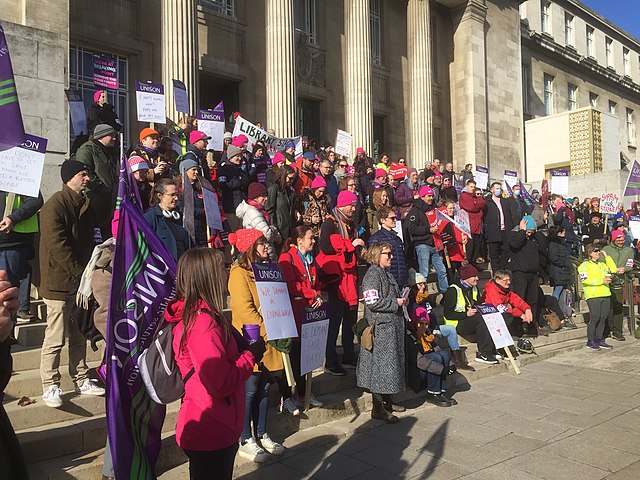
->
[4,266,598,479]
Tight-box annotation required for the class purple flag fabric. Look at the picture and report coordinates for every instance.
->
[518,181,536,214]
[106,197,177,480]
[0,23,26,152]
[116,153,142,211]
[623,160,640,197]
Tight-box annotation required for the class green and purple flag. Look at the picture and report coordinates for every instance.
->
[0,23,26,152]
[623,159,640,197]
[107,156,176,479]
[518,181,536,214]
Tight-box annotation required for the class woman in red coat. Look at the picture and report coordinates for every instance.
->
[438,200,468,281]
[166,248,265,480]
[278,225,324,408]
[459,180,487,265]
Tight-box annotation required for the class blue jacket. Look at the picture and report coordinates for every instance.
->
[144,205,190,260]
[368,226,408,287]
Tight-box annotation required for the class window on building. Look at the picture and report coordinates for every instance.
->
[627,108,635,143]
[567,84,577,110]
[564,12,574,46]
[609,100,617,115]
[606,37,613,68]
[294,0,316,44]
[623,48,630,76]
[541,2,551,34]
[522,64,531,113]
[370,0,382,66]
[69,45,129,146]
[544,73,554,116]
[586,26,594,57]
[296,98,321,140]
[199,0,235,16]
[589,92,598,108]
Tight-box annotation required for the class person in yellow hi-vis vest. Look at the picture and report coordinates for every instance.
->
[578,243,617,351]
[0,190,44,320]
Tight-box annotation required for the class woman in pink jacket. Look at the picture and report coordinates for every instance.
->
[166,248,266,480]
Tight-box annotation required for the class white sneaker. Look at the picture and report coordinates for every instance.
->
[260,433,285,455]
[238,438,269,463]
[75,379,106,396]
[280,397,300,416]
[292,393,324,409]
[42,385,63,408]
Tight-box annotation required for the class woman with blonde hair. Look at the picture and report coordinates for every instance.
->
[356,242,407,423]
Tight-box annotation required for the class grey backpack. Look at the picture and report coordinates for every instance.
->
[138,320,194,405]
[558,288,574,319]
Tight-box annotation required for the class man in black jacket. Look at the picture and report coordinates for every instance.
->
[218,145,250,231]
[484,182,510,272]
[505,184,529,231]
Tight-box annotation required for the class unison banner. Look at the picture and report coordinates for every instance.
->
[623,159,640,197]
[233,115,302,158]
[0,23,26,151]
[106,197,177,480]
[93,54,118,90]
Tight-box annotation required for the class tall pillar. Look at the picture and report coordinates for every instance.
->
[407,0,434,167]
[162,0,199,120]
[344,0,373,158]
[450,0,488,169]
[266,0,297,137]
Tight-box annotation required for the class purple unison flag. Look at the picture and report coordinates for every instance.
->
[116,154,142,211]
[623,159,640,197]
[518,181,536,214]
[0,23,26,152]
[106,197,177,480]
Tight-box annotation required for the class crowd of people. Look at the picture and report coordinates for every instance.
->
[2,89,640,479]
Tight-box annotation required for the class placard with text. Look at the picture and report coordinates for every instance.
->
[251,263,299,341]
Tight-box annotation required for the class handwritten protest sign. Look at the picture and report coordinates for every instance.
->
[300,306,330,376]
[475,166,489,190]
[197,108,225,151]
[172,79,189,114]
[334,129,353,157]
[135,81,166,124]
[65,89,87,135]
[551,170,569,196]
[599,193,619,215]
[436,207,471,237]
[476,304,514,350]
[251,263,299,341]
[93,55,118,90]
[0,134,47,197]
[233,116,302,158]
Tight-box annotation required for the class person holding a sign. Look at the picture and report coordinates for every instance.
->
[228,229,286,462]
[578,244,617,350]
[582,212,607,247]
[603,230,635,342]
[87,90,121,134]
[357,242,407,423]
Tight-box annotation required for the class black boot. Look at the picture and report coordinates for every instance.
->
[382,394,406,413]
[371,394,399,423]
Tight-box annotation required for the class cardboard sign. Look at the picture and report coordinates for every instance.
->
[599,193,619,215]
[300,305,330,376]
[93,54,118,90]
[0,134,47,197]
[172,79,189,114]
[436,207,471,238]
[504,170,518,190]
[65,89,87,135]
[454,204,472,236]
[629,215,640,240]
[135,81,166,124]
[197,109,225,151]
[551,170,569,196]
[335,129,353,157]
[251,263,299,341]
[476,304,514,350]
[475,166,489,190]
[233,116,302,158]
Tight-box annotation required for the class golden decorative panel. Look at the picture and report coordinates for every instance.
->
[569,108,603,175]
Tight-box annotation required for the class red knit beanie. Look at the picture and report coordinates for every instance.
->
[228,229,264,253]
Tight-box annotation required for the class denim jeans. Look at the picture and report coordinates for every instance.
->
[552,285,564,299]
[241,372,271,442]
[325,295,356,368]
[0,246,30,316]
[419,350,450,394]
[438,324,459,350]
[415,244,449,293]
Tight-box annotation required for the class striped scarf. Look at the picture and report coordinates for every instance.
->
[332,207,356,240]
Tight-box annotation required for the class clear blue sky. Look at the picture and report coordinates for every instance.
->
[580,0,640,41]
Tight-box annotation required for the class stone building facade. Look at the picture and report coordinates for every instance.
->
[2,0,637,199]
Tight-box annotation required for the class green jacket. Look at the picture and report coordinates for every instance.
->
[578,256,617,300]
[602,244,635,289]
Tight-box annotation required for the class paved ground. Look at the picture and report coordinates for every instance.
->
[161,337,640,479]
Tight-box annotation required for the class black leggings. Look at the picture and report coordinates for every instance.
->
[184,442,239,480]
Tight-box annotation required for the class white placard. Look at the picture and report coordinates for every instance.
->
[197,110,225,151]
[251,263,299,341]
[334,129,353,158]
[392,220,404,242]
[599,193,620,215]
[629,215,640,240]
[135,81,166,124]
[65,90,87,135]
[172,79,189,114]
[475,166,489,190]
[0,135,47,198]
[454,204,472,236]
[300,306,330,376]
[233,116,302,158]
[477,304,514,350]
[504,170,518,190]
[551,170,569,196]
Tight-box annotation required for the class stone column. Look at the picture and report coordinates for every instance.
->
[450,0,488,169]
[162,0,199,120]
[407,0,433,167]
[266,0,297,137]
[344,0,373,158]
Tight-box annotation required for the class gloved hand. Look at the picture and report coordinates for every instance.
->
[247,337,266,363]
[268,338,293,354]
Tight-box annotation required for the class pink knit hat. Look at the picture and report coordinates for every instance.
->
[611,229,625,241]
[228,229,265,253]
[410,307,430,326]
[419,186,434,197]
[375,168,387,179]
[273,152,286,165]
[94,90,106,103]
[311,176,327,189]
[232,134,249,147]
[337,191,358,208]
[127,155,149,173]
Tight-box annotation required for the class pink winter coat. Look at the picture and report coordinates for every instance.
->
[166,299,255,451]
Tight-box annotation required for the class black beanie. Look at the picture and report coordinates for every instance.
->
[61,160,90,184]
